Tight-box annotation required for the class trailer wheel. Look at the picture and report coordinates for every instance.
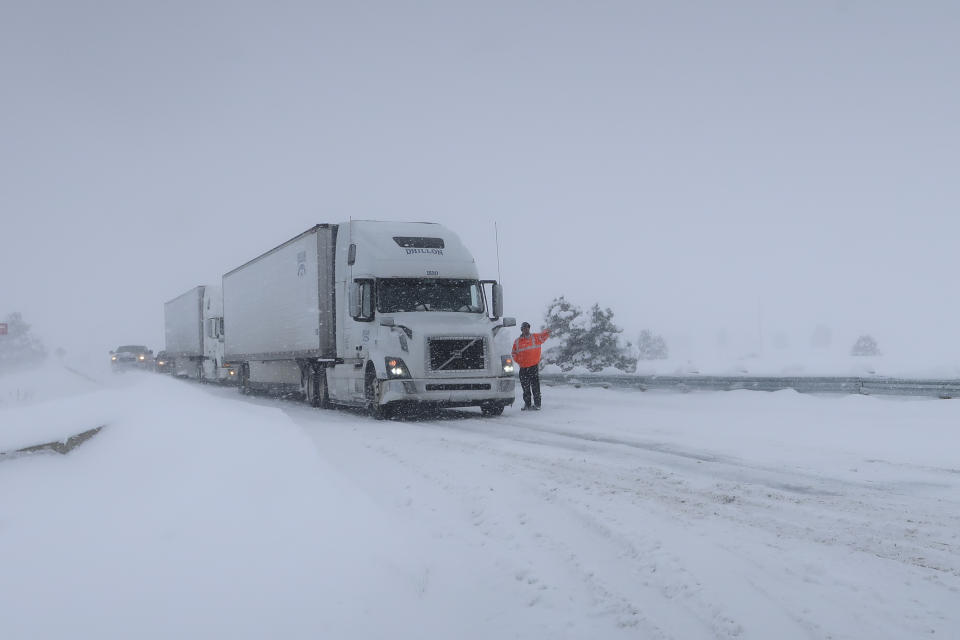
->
[365,370,392,420]
[304,366,330,409]
[303,369,318,407]
[316,368,330,409]
[238,364,251,395]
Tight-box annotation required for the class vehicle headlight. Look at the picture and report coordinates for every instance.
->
[385,357,411,379]
[501,355,515,375]
[111,356,117,361]
[138,355,146,361]
[158,361,165,366]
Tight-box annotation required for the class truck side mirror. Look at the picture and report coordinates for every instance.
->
[380,318,395,327]
[492,282,504,319]
[501,317,516,327]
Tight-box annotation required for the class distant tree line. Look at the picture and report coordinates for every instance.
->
[537,299,886,371]
[811,325,882,356]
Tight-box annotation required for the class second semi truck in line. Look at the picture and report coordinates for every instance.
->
[163,285,236,382]
[222,220,517,418]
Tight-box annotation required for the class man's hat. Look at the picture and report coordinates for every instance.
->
[521,321,531,329]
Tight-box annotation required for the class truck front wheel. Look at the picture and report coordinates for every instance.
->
[365,371,392,420]
[480,402,505,417]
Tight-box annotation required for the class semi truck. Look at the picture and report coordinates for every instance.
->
[163,285,236,382]
[222,221,517,418]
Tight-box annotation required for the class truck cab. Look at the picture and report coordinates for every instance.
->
[324,221,516,417]
[164,285,236,383]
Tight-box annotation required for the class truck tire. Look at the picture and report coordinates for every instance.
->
[322,371,332,408]
[365,370,392,420]
[238,364,251,395]
[315,368,330,409]
[303,369,318,407]
[304,366,330,409]
[480,403,505,417]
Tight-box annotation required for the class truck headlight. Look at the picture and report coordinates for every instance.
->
[385,357,411,379]
[111,356,117,361]
[138,355,146,361]
[501,355,515,375]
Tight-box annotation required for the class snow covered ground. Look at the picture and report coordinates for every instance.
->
[2,365,959,639]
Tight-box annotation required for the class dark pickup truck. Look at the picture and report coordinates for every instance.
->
[110,345,153,371]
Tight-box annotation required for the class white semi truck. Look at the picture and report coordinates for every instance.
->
[222,221,517,418]
[163,285,236,382]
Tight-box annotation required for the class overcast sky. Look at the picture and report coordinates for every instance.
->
[2,1,958,362]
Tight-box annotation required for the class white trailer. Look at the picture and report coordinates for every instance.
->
[164,285,236,382]
[223,221,517,417]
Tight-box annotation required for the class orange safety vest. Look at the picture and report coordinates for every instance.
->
[512,330,550,369]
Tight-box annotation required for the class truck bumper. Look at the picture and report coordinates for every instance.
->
[381,377,516,407]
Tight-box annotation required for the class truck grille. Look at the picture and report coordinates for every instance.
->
[428,337,486,371]
[425,383,491,391]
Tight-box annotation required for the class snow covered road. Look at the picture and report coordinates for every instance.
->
[218,380,960,638]
[3,369,959,638]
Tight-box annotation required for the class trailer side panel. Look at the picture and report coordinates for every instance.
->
[164,286,204,357]
[223,225,337,360]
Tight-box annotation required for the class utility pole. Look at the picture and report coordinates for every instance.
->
[757,296,764,355]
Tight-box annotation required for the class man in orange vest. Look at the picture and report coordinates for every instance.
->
[512,322,551,411]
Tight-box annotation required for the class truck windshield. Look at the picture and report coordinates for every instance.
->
[377,279,484,313]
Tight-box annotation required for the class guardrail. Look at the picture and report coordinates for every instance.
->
[540,373,960,399]
[0,425,105,459]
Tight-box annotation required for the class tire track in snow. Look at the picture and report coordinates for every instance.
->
[200,383,960,638]
[293,411,768,639]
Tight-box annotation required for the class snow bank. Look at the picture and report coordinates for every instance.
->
[6,367,959,639]
[0,361,159,450]
[0,361,105,409]
[0,375,441,639]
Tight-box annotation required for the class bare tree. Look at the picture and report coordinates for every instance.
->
[637,329,668,360]
[851,334,880,356]
[0,312,48,372]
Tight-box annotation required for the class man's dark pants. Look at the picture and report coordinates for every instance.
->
[519,365,541,408]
